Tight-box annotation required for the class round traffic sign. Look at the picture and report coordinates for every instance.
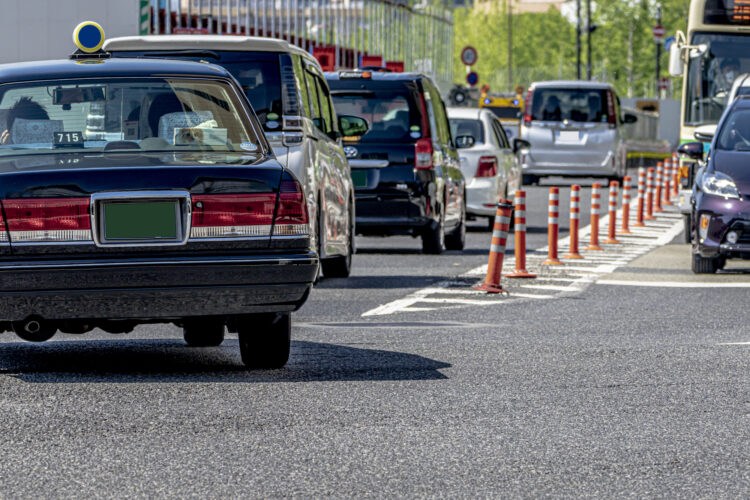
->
[466,71,479,86]
[652,24,665,41]
[658,77,671,90]
[461,46,478,66]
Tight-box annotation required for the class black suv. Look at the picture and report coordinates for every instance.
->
[325,71,466,254]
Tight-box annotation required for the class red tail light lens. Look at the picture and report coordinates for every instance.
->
[523,89,534,124]
[3,198,91,242]
[476,156,498,178]
[606,89,616,128]
[274,179,310,236]
[191,193,276,239]
[415,138,433,170]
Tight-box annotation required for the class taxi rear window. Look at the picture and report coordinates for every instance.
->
[0,77,261,156]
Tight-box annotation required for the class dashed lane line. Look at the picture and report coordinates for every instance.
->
[361,203,684,317]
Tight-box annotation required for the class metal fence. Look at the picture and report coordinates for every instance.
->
[147,0,454,91]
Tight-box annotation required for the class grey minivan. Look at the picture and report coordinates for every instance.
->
[519,81,636,184]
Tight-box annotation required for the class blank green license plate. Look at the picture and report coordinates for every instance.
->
[351,169,368,188]
[104,201,178,240]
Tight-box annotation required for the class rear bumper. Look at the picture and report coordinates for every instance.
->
[522,149,617,177]
[354,191,434,235]
[0,253,317,321]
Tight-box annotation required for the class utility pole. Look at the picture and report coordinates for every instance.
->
[656,5,662,97]
[576,0,581,80]
[586,0,592,80]
[507,0,513,91]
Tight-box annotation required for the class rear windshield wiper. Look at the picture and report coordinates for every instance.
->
[142,50,221,60]
[330,90,375,97]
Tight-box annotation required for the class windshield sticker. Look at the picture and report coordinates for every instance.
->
[267,113,279,121]
[266,120,280,130]
[410,131,421,139]
[410,125,420,132]
[240,142,258,152]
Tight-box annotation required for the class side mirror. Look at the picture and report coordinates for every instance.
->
[669,42,684,77]
[677,141,704,161]
[512,138,530,153]
[693,124,716,143]
[454,135,475,149]
[327,130,341,141]
[623,113,638,124]
[338,114,369,138]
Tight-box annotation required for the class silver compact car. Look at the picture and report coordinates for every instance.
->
[104,35,357,278]
[519,81,636,184]
[448,107,523,229]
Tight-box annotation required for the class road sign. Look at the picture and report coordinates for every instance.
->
[461,46,478,66]
[652,24,665,42]
[658,77,671,90]
[466,71,479,86]
[664,36,676,52]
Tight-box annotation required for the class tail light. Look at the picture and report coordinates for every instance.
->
[606,90,616,129]
[190,179,309,239]
[476,156,498,177]
[415,138,433,170]
[273,179,309,236]
[523,89,534,124]
[3,198,91,242]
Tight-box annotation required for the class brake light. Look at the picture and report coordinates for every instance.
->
[3,198,91,242]
[476,156,498,177]
[273,179,309,236]
[190,193,276,239]
[523,89,533,124]
[415,138,433,170]
[606,89,616,128]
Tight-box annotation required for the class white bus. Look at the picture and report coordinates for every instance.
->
[670,0,750,235]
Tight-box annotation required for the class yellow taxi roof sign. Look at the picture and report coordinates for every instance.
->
[73,21,105,53]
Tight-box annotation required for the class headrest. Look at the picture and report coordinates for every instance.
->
[11,119,64,145]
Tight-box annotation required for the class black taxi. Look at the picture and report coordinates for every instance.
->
[0,22,316,369]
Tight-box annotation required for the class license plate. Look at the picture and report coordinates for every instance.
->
[557,130,580,144]
[351,169,368,188]
[103,201,178,240]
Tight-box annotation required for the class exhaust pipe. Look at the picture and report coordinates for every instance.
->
[12,316,56,342]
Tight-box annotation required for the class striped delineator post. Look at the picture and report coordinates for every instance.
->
[645,167,656,220]
[604,180,620,244]
[655,161,664,213]
[542,187,563,266]
[563,184,583,259]
[672,153,680,197]
[634,167,647,227]
[663,158,673,206]
[506,190,536,278]
[585,182,603,251]
[473,198,513,294]
[619,175,632,234]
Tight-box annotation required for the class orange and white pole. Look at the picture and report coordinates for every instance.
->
[604,180,620,244]
[663,158,673,206]
[564,185,583,259]
[619,175,632,234]
[506,190,536,278]
[474,198,513,294]
[645,167,656,220]
[655,161,664,213]
[542,187,563,266]
[634,167,646,227]
[672,153,680,198]
[585,182,603,251]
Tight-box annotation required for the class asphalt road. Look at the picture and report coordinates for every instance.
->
[2,175,750,497]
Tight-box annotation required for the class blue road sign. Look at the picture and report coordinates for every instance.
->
[664,36,676,52]
[466,72,478,86]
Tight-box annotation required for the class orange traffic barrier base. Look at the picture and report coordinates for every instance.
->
[474,198,513,294]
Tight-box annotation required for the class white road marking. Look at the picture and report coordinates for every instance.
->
[597,279,750,288]
[719,341,750,345]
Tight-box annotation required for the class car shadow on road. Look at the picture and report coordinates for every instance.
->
[0,339,450,383]
[315,275,443,288]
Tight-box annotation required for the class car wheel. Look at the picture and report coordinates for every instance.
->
[183,320,225,347]
[691,251,719,274]
[12,317,56,342]
[522,174,538,186]
[422,205,445,255]
[683,213,692,244]
[445,200,466,251]
[313,208,323,284]
[321,204,353,278]
[486,216,495,231]
[237,313,291,369]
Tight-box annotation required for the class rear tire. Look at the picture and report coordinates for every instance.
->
[522,174,538,186]
[683,213,692,244]
[445,201,466,251]
[691,252,719,274]
[238,313,291,369]
[183,320,225,347]
[422,208,445,254]
[321,203,354,278]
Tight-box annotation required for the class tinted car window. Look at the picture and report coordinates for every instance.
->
[331,91,419,142]
[449,119,484,145]
[315,76,334,134]
[492,120,510,149]
[305,70,323,131]
[716,108,750,150]
[531,88,609,123]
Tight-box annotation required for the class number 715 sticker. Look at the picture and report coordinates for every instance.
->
[54,131,84,147]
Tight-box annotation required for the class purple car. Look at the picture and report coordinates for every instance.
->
[686,95,750,273]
